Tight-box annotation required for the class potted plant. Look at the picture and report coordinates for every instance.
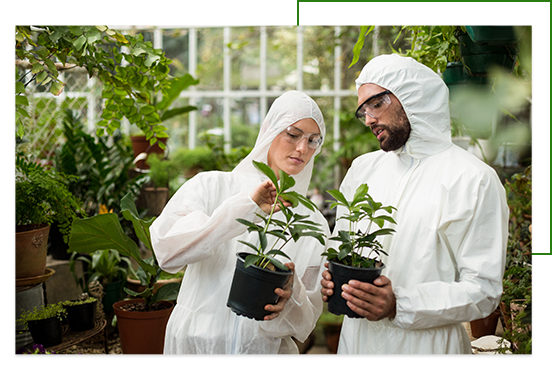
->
[16,153,83,279]
[226,161,326,320]
[69,249,134,313]
[322,183,396,318]
[17,302,67,348]
[142,153,181,216]
[62,296,98,332]
[68,192,180,354]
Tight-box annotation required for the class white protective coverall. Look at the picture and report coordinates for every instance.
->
[151,91,330,354]
[334,54,509,354]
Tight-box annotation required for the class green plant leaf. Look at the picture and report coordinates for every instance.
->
[238,240,260,254]
[326,189,349,208]
[120,193,155,250]
[152,282,181,303]
[252,161,279,191]
[244,254,263,268]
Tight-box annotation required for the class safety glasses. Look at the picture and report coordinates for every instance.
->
[282,126,323,150]
[355,90,392,123]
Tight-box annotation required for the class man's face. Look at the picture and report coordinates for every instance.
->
[357,83,411,152]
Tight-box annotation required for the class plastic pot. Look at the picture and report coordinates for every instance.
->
[327,259,385,318]
[465,26,521,44]
[227,252,292,321]
[457,32,518,76]
[65,300,96,332]
[27,316,62,348]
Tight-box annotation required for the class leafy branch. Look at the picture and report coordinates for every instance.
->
[236,161,326,271]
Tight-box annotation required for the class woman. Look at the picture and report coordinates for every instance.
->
[150,90,329,354]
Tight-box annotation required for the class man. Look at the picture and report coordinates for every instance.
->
[321,54,508,354]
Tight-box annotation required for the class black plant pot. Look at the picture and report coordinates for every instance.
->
[27,316,63,348]
[327,260,385,319]
[65,301,96,331]
[227,252,292,321]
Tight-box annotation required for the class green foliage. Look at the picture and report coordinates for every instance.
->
[62,297,97,306]
[69,249,136,293]
[69,193,180,310]
[392,26,463,73]
[146,154,181,188]
[170,146,219,176]
[322,183,396,268]
[17,302,67,327]
[15,26,198,147]
[54,109,147,215]
[200,133,252,172]
[349,26,375,68]
[236,161,326,271]
[16,153,84,242]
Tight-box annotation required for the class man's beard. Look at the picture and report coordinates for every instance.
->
[379,107,411,152]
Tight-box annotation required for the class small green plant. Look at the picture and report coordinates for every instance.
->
[17,302,67,327]
[62,297,98,307]
[236,161,326,271]
[146,154,181,188]
[69,192,180,310]
[322,183,396,268]
[69,249,136,294]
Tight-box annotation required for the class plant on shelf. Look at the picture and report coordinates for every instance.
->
[322,183,396,318]
[17,302,67,327]
[236,161,326,271]
[16,153,84,238]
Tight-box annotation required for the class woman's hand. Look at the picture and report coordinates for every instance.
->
[263,262,295,321]
[250,180,290,214]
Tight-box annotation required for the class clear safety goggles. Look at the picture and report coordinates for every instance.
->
[282,126,323,149]
[355,90,393,123]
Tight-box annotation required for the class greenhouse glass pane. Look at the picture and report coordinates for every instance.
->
[231,27,260,90]
[266,27,297,91]
[196,28,224,90]
[230,97,261,149]
[163,28,190,75]
[303,26,336,91]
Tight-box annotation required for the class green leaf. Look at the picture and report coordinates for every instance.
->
[152,282,180,303]
[68,213,156,276]
[120,193,155,250]
[156,74,199,111]
[50,80,65,96]
[244,254,263,268]
[160,106,197,121]
[264,255,289,271]
[253,161,279,191]
[349,26,375,68]
[326,189,349,207]
[238,240,260,254]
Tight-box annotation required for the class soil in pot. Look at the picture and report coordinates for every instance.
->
[113,299,174,354]
[227,252,292,321]
[27,316,63,348]
[65,301,96,332]
[327,259,384,319]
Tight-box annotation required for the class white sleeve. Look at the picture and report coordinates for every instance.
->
[150,174,264,273]
[392,171,509,330]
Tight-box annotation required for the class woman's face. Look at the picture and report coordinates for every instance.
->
[267,118,320,178]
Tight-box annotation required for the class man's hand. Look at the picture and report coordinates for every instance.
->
[341,275,396,321]
[263,262,295,321]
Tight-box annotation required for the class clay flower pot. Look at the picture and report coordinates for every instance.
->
[113,298,174,354]
[16,224,50,279]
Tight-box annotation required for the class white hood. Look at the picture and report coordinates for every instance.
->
[233,90,325,196]
[355,54,452,158]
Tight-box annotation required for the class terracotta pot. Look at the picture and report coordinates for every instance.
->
[144,187,169,216]
[470,308,501,338]
[113,298,174,354]
[16,224,50,279]
[131,136,168,170]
